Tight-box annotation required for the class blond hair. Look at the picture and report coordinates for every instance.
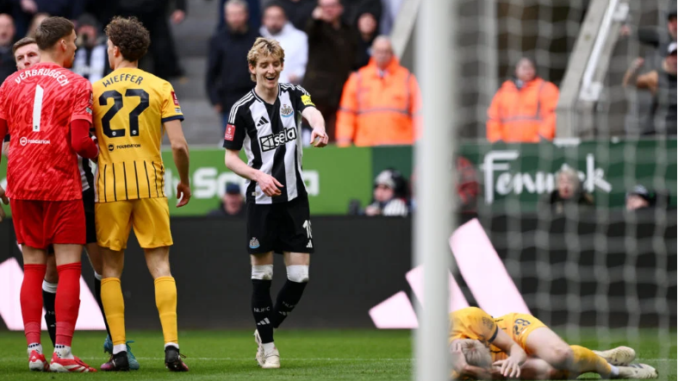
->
[247,37,285,82]
[456,339,492,369]
[557,167,581,190]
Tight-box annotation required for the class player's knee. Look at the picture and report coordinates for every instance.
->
[552,345,574,368]
[252,264,273,280]
[286,265,309,283]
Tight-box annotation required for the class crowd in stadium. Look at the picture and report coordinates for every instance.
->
[0,0,672,220]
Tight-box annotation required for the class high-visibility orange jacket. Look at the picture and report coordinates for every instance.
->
[336,57,421,147]
[486,77,559,143]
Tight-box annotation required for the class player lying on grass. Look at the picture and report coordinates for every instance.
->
[448,307,527,379]
[7,36,140,371]
[450,309,658,379]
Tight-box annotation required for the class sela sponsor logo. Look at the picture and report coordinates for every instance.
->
[19,137,50,146]
[224,124,235,141]
[280,104,294,118]
[260,128,297,151]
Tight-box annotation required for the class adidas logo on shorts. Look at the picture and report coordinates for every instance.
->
[306,241,313,249]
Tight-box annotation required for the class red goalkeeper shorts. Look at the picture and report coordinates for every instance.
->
[11,199,86,250]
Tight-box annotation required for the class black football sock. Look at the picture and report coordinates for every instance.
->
[42,282,57,347]
[271,280,308,329]
[252,279,274,343]
[93,274,112,338]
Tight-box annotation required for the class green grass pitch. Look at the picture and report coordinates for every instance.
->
[0,329,674,380]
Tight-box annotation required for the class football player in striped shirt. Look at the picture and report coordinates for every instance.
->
[93,17,190,372]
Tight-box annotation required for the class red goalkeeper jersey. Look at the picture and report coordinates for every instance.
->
[0,62,93,201]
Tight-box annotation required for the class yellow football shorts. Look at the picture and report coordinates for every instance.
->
[96,198,173,251]
[490,313,547,361]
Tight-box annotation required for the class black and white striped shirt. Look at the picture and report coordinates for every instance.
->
[223,84,316,204]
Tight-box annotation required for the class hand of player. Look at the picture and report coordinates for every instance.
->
[171,10,185,24]
[493,358,521,379]
[310,129,328,147]
[176,181,191,207]
[0,185,8,205]
[449,341,468,372]
[255,172,283,197]
[0,203,5,223]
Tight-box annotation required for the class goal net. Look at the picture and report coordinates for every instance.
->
[444,0,675,376]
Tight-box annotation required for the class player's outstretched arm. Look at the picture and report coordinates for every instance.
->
[490,329,527,378]
[165,119,191,207]
[225,149,282,197]
[302,107,329,147]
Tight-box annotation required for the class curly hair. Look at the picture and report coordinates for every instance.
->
[247,37,285,81]
[104,17,150,63]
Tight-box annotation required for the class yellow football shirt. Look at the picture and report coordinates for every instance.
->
[92,68,183,202]
[448,307,499,345]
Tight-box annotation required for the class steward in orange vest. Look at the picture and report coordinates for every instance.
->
[336,36,421,147]
[487,58,559,143]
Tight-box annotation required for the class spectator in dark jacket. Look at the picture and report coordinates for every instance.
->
[344,0,381,27]
[14,0,85,37]
[207,0,260,133]
[72,13,111,83]
[217,0,261,32]
[303,0,358,141]
[354,11,378,68]
[0,14,15,83]
[544,167,594,215]
[116,0,186,79]
[626,185,657,211]
[208,183,246,218]
[278,0,316,31]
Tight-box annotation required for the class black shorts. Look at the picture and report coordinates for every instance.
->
[82,188,96,244]
[246,196,315,254]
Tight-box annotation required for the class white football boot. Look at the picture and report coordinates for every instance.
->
[593,346,636,366]
[616,363,658,379]
[254,330,265,367]
[261,347,280,369]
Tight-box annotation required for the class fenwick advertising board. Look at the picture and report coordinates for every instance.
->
[0,139,675,216]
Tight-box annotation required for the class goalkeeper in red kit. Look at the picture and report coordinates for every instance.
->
[0,17,99,372]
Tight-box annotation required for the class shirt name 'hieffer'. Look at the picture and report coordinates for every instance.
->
[14,68,70,86]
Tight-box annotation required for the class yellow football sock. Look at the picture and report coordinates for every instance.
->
[154,276,178,345]
[101,278,126,346]
[570,345,612,377]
